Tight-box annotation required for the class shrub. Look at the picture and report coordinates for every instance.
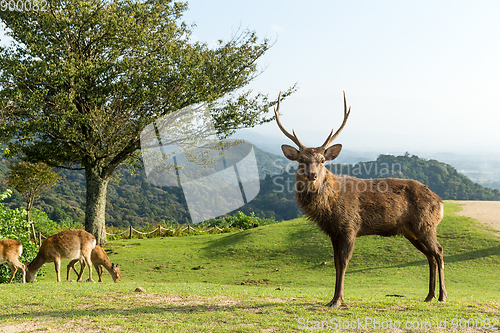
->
[201,211,277,230]
[32,210,84,238]
[0,190,40,283]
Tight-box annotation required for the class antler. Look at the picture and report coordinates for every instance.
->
[274,92,304,149]
[319,91,351,149]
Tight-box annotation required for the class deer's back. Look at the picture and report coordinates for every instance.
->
[91,245,109,265]
[0,239,22,263]
[40,229,96,261]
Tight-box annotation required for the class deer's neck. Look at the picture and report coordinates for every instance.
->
[27,252,47,274]
[295,171,346,237]
[295,171,339,211]
[99,256,113,271]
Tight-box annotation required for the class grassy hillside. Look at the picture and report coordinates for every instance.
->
[1,202,498,332]
[75,202,500,297]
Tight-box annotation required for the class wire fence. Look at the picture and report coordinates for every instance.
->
[106,225,226,239]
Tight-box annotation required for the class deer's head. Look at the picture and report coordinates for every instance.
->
[111,263,121,283]
[25,262,36,282]
[275,92,351,190]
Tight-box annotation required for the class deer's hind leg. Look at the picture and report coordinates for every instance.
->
[7,258,25,283]
[82,251,94,283]
[7,263,18,284]
[418,235,447,302]
[67,259,79,281]
[404,232,437,302]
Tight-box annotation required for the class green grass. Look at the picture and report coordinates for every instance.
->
[1,202,499,332]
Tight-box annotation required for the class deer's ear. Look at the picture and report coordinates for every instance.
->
[324,144,342,161]
[281,144,300,161]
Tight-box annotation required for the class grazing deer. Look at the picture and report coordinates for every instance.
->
[66,245,121,283]
[0,239,26,283]
[274,92,446,307]
[26,229,96,282]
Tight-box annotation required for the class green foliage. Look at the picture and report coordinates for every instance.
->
[0,1,294,243]
[0,1,289,164]
[31,209,83,238]
[7,161,62,214]
[201,211,277,230]
[0,190,39,283]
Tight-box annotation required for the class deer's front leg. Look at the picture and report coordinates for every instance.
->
[54,259,62,282]
[327,235,355,307]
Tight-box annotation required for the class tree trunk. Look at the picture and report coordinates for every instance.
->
[26,199,36,244]
[85,167,110,246]
[27,209,37,245]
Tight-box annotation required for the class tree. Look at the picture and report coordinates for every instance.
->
[0,0,294,245]
[6,161,62,243]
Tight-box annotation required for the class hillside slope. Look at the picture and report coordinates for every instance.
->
[37,202,500,303]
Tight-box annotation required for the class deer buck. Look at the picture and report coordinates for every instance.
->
[274,92,446,307]
[66,245,121,283]
[26,229,96,283]
[0,239,26,283]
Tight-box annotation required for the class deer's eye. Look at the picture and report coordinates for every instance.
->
[320,158,326,164]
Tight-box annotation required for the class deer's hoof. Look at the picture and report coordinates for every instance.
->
[86,278,95,283]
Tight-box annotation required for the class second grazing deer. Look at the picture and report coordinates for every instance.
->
[0,239,26,283]
[26,229,96,282]
[274,92,446,307]
[66,245,121,282]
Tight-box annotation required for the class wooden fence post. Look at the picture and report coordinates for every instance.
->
[129,225,133,239]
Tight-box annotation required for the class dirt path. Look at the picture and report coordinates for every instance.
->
[447,200,500,232]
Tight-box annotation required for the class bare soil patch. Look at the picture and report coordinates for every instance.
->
[448,200,500,234]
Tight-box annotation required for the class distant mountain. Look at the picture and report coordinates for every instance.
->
[231,131,379,165]
[234,131,500,191]
[0,149,499,228]
[418,152,500,191]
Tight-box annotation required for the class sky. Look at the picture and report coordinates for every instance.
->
[182,0,500,155]
[1,1,500,155]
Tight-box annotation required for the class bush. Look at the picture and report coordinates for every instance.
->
[0,190,40,283]
[30,208,60,237]
[201,211,278,230]
[35,213,83,237]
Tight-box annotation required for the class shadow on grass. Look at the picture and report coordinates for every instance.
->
[0,301,317,322]
[202,230,253,253]
[201,219,330,262]
[199,218,499,275]
[348,246,500,274]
